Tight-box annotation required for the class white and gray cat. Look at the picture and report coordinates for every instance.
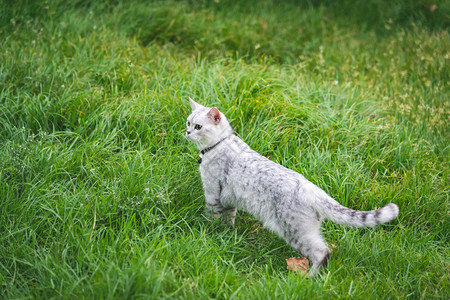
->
[186,97,399,275]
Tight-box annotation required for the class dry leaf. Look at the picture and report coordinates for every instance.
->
[260,19,268,31]
[330,243,337,249]
[423,3,437,13]
[286,257,309,274]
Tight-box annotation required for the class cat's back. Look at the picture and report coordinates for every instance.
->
[226,136,307,191]
[219,136,314,222]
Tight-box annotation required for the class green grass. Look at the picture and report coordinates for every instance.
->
[0,0,448,298]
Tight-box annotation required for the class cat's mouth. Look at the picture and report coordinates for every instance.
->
[185,132,196,142]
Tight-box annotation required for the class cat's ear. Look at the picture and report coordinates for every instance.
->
[207,107,221,125]
[189,97,202,111]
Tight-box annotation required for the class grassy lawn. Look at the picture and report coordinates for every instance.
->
[0,0,448,298]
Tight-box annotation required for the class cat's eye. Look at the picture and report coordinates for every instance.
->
[194,124,202,130]
[187,121,191,126]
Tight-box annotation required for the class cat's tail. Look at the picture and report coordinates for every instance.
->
[317,195,399,228]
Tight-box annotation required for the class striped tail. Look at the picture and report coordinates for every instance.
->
[318,196,399,228]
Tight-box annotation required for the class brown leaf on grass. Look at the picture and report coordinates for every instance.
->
[330,243,337,249]
[424,3,437,13]
[286,257,309,274]
[260,19,268,32]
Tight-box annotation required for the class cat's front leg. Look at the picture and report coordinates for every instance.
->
[204,192,236,227]
[221,207,236,227]
[204,191,223,219]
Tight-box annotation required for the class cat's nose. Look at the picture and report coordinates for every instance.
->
[186,130,191,135]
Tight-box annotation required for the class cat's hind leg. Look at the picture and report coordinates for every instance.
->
[307,238,331,276]
[285,221,331,276]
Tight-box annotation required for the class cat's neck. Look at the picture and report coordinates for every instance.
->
[200,135,232,154]
[195,124,234,151]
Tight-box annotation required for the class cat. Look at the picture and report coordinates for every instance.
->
[185,97,399,275]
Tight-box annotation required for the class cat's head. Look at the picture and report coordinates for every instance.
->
[186,97,233,150]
